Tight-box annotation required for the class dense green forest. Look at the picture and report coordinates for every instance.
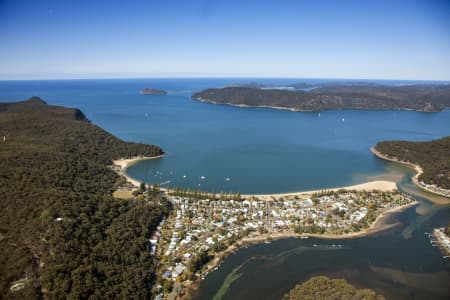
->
[374,136,450,189]
[192,84,450,112]
[282,276,384,300]
[0,97,170,299]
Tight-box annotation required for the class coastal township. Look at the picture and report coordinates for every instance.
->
[118,175,416,299]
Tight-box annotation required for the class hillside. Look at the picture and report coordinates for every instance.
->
[192,84,450,112]
[0,97,170,299]
[374,136,450,190]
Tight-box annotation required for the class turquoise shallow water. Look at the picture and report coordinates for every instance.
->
[1,78,449,299]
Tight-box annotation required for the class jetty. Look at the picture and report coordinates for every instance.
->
[431,228,450,257]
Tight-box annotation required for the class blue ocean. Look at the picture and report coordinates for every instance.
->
[1,78,449,194]
[1,78,450,299]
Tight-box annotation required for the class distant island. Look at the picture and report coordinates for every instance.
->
[140,88,167,95]
[372,136,450,197]
[0,97,168,299]
[283,276,384,300]
[192,83,450,112]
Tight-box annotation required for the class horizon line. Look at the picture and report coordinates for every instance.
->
[1,75,450,83]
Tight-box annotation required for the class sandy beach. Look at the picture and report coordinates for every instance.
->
[113,155,165,187]
[116,155,424,300]
[243,180,398,200]
[114,155,397,200]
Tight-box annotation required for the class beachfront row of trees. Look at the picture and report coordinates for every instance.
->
[166,187,241,201]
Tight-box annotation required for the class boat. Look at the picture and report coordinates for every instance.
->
[226,177,230,181]
[200,176,206,180]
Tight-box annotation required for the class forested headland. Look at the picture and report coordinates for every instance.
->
[192,83,450,112]
[374,136,450,190]
[0,97,170,299]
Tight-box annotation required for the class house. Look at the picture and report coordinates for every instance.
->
[172,264,185,279]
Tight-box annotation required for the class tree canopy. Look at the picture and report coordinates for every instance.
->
[283,276,384,300]
[375,136,450,189]
[0,97,169,299]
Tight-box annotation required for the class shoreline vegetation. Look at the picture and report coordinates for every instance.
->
[114,159,416,240]
[282,275,385,300]
[113,155,397,195]
[113,158,418,300]
[371,146,450,199]
[113,158,414,241]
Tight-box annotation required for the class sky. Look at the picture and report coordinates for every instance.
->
[0,0,449,80]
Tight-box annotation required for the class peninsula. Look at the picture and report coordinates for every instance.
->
[372,136,450,198]
[140,88,167,95]
[142,183,415,299]
[192,83,450,112]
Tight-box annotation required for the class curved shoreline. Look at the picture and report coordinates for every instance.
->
[194,97,306,112]
[243,180,398,200]
[193,97,439,113]
[114,155,397,197]
[113,154,165,187]
[240,200,417,242]
[112,155,422,300]
[370,147,449,199]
